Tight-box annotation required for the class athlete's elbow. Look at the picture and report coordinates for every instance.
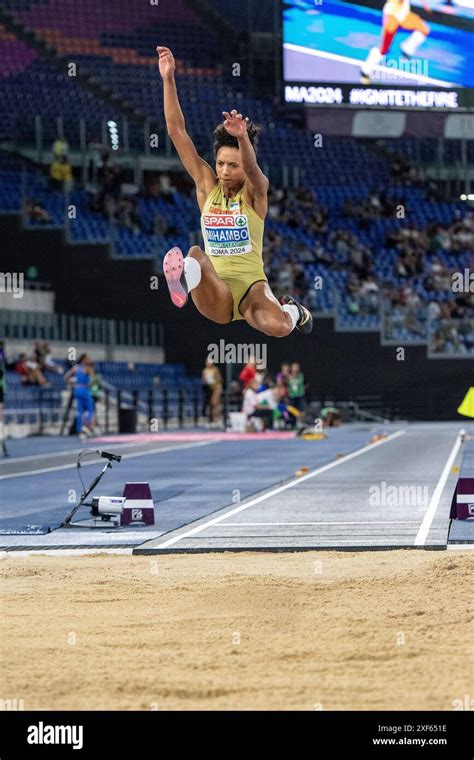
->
[167,124,185,140]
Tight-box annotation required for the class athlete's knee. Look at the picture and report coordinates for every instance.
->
[422,22,430,35]
[211,314,233,325]
[255,311,291,338]
[187,245,206,264]
[386,18,397,34]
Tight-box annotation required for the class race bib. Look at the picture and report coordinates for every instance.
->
[202,213,252,256]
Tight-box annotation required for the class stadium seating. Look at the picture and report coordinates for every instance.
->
[3,360,205,427]
[0,0,471,355]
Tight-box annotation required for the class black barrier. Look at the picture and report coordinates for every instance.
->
[193,388,199,426]
[105,388,110,434]
[178,387,184,427]
[162,388,168,430]
[38,386,45,436]
[147,388,154,428]
[118,406,136,434]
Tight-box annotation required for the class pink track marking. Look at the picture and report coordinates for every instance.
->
[90,432,297,443]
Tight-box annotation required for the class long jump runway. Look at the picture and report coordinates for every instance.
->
[0,422,469,553]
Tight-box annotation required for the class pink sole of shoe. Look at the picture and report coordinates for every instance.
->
[163,247,188,308]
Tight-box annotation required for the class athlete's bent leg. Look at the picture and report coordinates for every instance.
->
[400,13,430,57]
[239,282,301,338]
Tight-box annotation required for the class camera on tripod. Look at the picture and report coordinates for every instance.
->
[90,496,126,527]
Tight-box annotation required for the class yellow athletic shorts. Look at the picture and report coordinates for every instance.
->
[208,254,268,322]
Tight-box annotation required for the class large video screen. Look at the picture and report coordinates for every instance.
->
[282,0,474,108]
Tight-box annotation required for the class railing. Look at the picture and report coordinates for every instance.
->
[428,317,474,359]
[11,115,170,161]
[334,286,381,332]
[381,295,428,345]
[59,385,207,435]
[0,309,161,347]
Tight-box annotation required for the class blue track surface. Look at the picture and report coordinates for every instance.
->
[0,428,374,534]
[1,424,467,551]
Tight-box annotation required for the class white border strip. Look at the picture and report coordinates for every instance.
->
[283,42,456,88]
[154,430,405,549]
[414,432,462,546]
[0,447,87,464]
[0,548,133,558]
[0,440,215,480]
[218,521,420,526]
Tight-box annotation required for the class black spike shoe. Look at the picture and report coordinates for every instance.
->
[279,295,313,334]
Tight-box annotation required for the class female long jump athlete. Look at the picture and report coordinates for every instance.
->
[361,0,431,84]
[156,45,313,336]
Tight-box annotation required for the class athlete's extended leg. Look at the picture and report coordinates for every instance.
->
[361,15,398,82]
[187,246,235,324]
[164,245,234,324]
[400,12,430,57]
[239,282,312,337]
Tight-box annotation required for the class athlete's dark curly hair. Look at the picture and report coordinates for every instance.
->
[213,120,262,158]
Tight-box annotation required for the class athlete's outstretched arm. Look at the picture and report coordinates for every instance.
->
[222,110,269,197]
[156,46,215,188]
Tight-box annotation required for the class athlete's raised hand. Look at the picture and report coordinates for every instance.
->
[156,46,176,79]
[222,109,250,139]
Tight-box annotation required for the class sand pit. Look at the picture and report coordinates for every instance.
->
[0,549,472,711]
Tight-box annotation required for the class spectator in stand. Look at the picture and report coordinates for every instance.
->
[158,173,176,202]
[458,316,474,352]
[402,288,424,335]
[242,378,274,430]
[115,196,142,234]
[33,340,60,373]
[25,198,52,224]
[314,241,334,267]
[15,354,49,387]
[368,187,383,214]
[49,155,73,193]
[276,362,290,387]
[276,383,298,428]
[277,261,295,292]
[99,151,122,201]
[426,179,442,203]
[359,275,380,314]
[153,212,169,236]
[52,136,69,160]
[287,362,306,411]
[201,358,223,425]
[239,358,257,389]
